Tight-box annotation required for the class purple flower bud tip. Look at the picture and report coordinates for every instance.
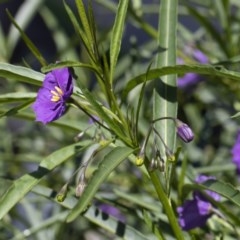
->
[176,121,194,143]
[32,67,73,124]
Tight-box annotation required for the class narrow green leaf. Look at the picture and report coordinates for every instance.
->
[109,0,129,82]
[0,178,12,198]
[0,99,34,118]
[202,180,240,207]
[0,22,7,61]
[7,0,44,60]
[63,1,95,62]
[0,62,44,86]
[0,141,91,220]
[6,10,47,66]
[96,0,157,39]
[122,64,240,98]
[135,62,153,141]
[153,1,184,239]
[66,146,135,222]
[187,6,229,58]
[213,1,228,29]
[41,61,100,76]
[75,0,94,51]
[75,81,133,146]
[12,211,69,240]
[231,112,240,118]
[39,6,79,61]
[128,5,158,39]
[32,185,148,240]
[154,0,178,152]
[0,92,36,103]
[142,210,165,240]
[183,179,240,208]
[114,189,161,213]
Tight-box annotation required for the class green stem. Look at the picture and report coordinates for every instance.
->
[147,167,184,240]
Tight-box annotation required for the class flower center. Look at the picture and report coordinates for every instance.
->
[50,86,64,102]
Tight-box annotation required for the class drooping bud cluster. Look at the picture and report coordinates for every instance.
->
[135,117,194,171]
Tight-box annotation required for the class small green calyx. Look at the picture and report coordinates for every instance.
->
[56,183,68,202]
[167,154,176,162]
[57,193,66,202]
[135,156,144,166]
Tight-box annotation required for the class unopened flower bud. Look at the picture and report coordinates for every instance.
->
[74,131,85,142]
[57,184,68,202]
[76,180,87,197]
[165,149,176,162]
[176,120,194,143]
[148,158,158,171]
[135,156,144,166]
[99,139,108,146]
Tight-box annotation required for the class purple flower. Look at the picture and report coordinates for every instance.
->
[178,72,200,89]
[178,49,208,89]
[195,175,221,202]
[177,198,212,231]
[231,131,240,174]
[177,175,220,231]
[32,67,73,124]
[176,120,194,143]
[192,49,208,64]
[98,204,126,222]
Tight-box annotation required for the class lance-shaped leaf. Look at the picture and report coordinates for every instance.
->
[109,0,129,83]
[154,0,178,153]
[32,185,148,240]
[122,64,240,99]
[0,62,44,85]
[0,141,91,220]
[67,146,135,222]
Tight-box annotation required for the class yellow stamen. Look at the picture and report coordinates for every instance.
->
[50,86,64,102]
[51,96,60,102]
[55,86,64,96]
[50,90,59,96]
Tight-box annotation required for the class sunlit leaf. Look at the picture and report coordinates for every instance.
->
[0,141,91,220]
[122,64,240,99]
[6,9,47,66]
[0,92,36,103]
[109,0,129,82]
[67,146,135,222]
[0,62,44,86]
[32,185,148,240]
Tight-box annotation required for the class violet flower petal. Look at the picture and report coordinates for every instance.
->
[193,49,208,64]
[178,175,221,231]
[32,67,73,124]
[177,198,211,231]
[98,204,125,222]
[178,73,200,88]
[195,175,221,202]
[231,131,240,173]
[177,49,208,89]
